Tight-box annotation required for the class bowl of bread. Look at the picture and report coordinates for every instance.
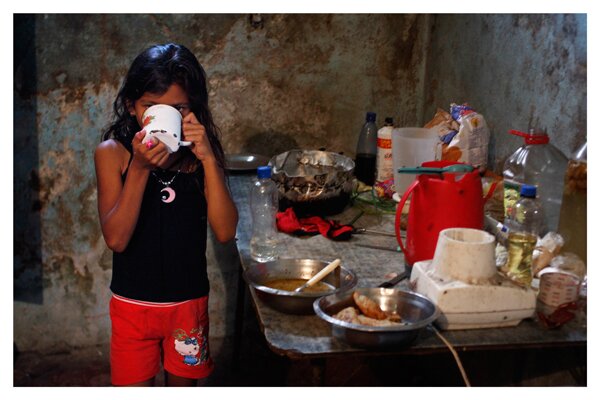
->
[313,287,439,348]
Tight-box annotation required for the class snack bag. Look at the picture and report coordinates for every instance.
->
[425,103,490,169]
[424,108,460,138]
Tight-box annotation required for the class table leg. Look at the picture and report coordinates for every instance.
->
[232,261,246,371]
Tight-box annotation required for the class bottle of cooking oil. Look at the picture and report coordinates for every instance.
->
[557,142,587,264]
[503,184,544,286]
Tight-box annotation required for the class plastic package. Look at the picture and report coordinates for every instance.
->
[549,252,586,279]
[532,231,564,276]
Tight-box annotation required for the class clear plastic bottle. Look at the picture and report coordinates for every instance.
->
[250,166,279,262]
[502,129,568,234]
[355,111,378,185]
[503,185,544,287]
[558,141,587,264]
[376,117,394,183]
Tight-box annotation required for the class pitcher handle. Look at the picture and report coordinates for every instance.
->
[395,179,419,255]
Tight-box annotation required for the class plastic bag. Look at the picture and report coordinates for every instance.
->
[425,103,490,169]
[532,231,564,276]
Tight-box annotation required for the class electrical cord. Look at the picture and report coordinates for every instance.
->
[430,324,472,387]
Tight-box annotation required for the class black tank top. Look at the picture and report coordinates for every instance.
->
[110,160,209,302]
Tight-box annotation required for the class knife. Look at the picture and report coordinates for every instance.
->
[353,228,400,237]
[355,243,402,252]
[378,270,409,288]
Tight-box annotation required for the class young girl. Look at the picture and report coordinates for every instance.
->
[94,43,238,386]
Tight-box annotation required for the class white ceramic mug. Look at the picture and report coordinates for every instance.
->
[141,104,192,153]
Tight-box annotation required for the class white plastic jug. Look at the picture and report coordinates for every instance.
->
[392,127,439,194]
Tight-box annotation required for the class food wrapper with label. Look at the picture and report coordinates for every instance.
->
[425,103,490,169]
[532,231,565,276]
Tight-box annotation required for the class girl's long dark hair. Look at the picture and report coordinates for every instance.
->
[102,43,225,169]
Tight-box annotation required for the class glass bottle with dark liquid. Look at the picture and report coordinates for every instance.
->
[355,112,378,185]
[355,153,376,185]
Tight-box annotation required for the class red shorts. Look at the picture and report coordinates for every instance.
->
[109,295,214,386]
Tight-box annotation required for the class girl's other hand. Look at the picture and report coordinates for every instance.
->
[131,130,170,169]
[182,113,215,162]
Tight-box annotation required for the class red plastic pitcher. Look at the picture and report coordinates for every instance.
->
[395,160,484,266]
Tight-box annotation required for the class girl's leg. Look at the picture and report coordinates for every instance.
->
[164,371,198,386]
[110,298,162,386]
[114,377,156,387]
[162,297,214,385]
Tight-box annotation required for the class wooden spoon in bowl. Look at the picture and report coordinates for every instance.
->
[294,259,342,293]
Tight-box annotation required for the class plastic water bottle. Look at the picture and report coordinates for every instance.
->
[503,185,544,287]
[250,166,279,262]
[355,111,378,185]
[502,129,567,234]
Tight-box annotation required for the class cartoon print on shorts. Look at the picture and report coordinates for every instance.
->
[173,326,209,366]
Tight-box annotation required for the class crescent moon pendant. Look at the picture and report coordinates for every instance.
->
[160,187,176,203]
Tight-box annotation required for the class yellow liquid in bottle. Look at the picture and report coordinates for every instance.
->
[505,232,538,286]
[558,160,587,264]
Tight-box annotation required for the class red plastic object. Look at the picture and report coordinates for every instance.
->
[395,160,484,266]
[509,129,550,145]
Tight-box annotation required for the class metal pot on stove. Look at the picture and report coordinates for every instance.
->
[269,149,355,216]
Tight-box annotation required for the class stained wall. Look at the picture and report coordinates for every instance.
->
[423,14,587,169]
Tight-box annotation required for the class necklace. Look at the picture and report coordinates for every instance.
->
[152,169,181,204]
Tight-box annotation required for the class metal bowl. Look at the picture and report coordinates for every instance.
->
[225,153,270,172]
[243,258,358,315]
[313,287,439,348]
[269,150,355,216]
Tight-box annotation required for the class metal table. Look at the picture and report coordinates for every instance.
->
[228,174,587,385]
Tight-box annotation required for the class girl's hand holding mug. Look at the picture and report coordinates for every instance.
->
[182,113,215,162]
[131,130,170,169]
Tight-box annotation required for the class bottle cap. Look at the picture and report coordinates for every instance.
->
[520,184,537,198]
[366,112,376,122]
[384,117,394,125]
[257,165,272,179]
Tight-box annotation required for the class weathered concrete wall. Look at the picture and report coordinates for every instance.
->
[423,14,587,170]
[14,14,430,353]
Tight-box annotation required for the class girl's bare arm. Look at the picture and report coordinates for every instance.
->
[94,132,169,252]
[182,113,238,242]
[202,159,238,243]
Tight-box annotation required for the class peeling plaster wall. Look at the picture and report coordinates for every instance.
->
[423,14,587,170]
[14,14,430,353]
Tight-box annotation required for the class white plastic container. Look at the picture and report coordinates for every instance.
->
[391,127,439,195]
[376,117,394,182]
